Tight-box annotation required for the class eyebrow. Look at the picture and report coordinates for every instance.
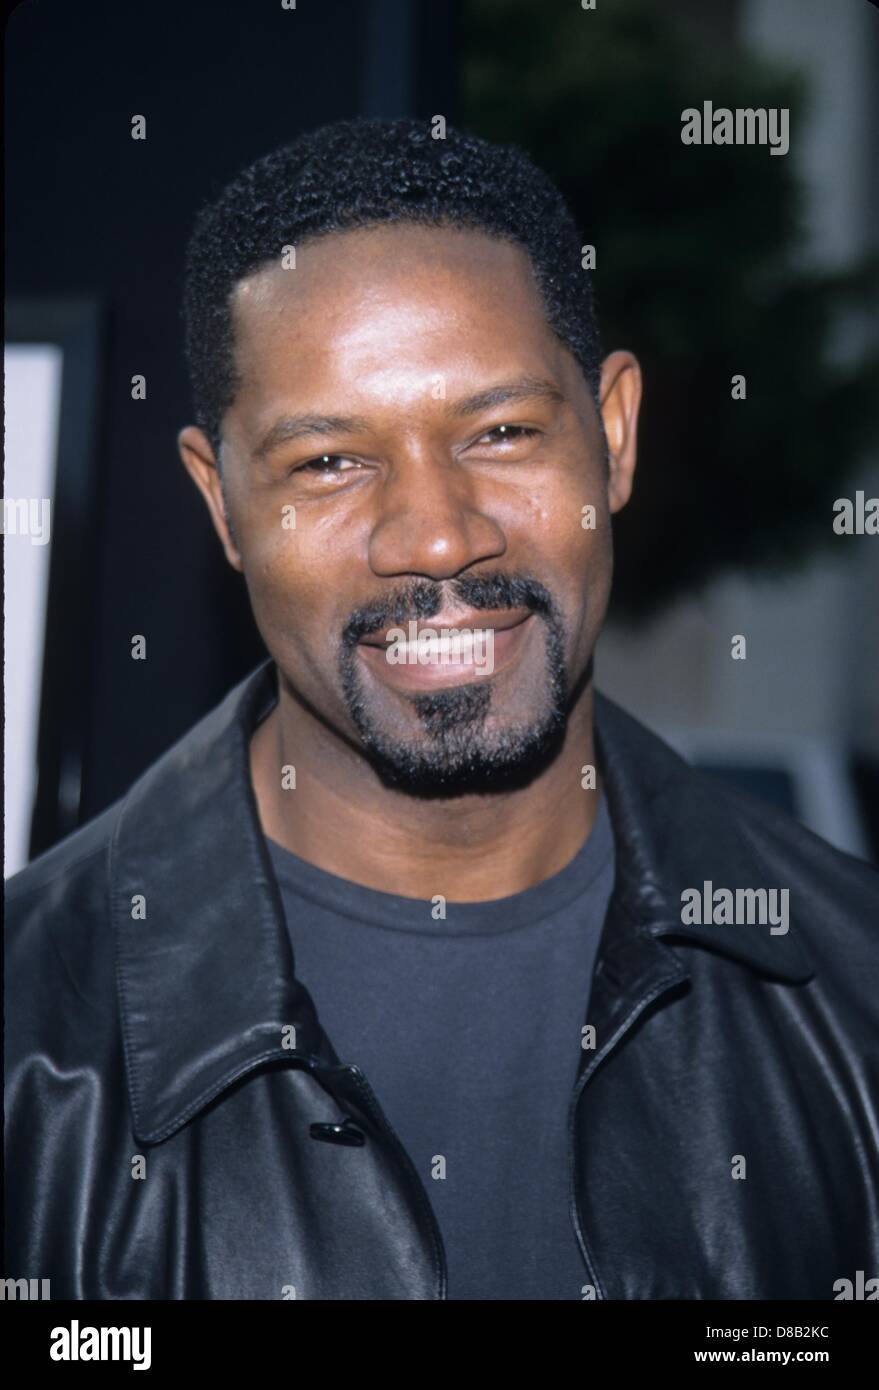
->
[253,376,566,460]
[448,375,566,418]
[253,413,371,461]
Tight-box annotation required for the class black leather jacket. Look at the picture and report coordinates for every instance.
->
[6,659,879,1299]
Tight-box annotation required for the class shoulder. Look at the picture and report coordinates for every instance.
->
[4,662,274,1037]
[708,772,879,963]
[6,798,118,910]
[594,689,879,969]
[5,802,123,1050]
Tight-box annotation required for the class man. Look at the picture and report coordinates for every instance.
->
[6,118,879,1301]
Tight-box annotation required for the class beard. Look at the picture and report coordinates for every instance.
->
[337,572,572,798]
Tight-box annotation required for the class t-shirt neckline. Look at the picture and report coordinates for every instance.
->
[265,792,614,936]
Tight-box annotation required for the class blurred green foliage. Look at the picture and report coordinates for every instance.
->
[460,0,879,621]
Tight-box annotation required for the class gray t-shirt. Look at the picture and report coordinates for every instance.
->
[266,792,615,1300]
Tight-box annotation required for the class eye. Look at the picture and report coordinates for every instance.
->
[473,424,540,446]
[294,454,359,475]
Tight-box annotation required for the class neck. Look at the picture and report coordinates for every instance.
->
[250,670,601,902]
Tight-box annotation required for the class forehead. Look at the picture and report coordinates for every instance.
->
[228,223,564,403]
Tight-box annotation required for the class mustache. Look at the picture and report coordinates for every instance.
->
[340,573,558,649]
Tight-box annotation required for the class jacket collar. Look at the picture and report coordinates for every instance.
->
[112,658,813,1145]
[591,690,814,982]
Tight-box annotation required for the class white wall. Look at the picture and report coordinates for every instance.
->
[3,344,64,876]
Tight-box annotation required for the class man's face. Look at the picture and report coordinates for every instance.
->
[183,223,639,795]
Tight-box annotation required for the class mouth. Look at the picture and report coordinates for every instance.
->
[355,608,536,692]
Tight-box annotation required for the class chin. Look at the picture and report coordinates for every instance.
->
[356,708,569,799]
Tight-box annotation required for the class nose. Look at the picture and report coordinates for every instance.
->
[366,451,507,580]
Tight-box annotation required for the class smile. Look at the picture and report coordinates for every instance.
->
[356,612,536,692]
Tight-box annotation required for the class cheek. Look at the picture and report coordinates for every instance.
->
[510,470,610,574]
[237,512,321,644]
[524,475,613,641]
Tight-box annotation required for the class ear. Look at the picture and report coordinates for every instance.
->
[598,350,642,515]
[177,426,243,571]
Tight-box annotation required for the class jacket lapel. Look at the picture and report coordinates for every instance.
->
[579,691,813,1105]
[574,694,816,1297]
[591,690,814,987]
[111,659,335,1146]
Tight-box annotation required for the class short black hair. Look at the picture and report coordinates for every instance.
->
[181,116,602,460]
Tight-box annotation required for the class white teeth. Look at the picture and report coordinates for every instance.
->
[380,623,497,673]
[395,638,467,659]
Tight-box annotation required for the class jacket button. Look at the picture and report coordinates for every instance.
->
[309,1119,366,1147]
